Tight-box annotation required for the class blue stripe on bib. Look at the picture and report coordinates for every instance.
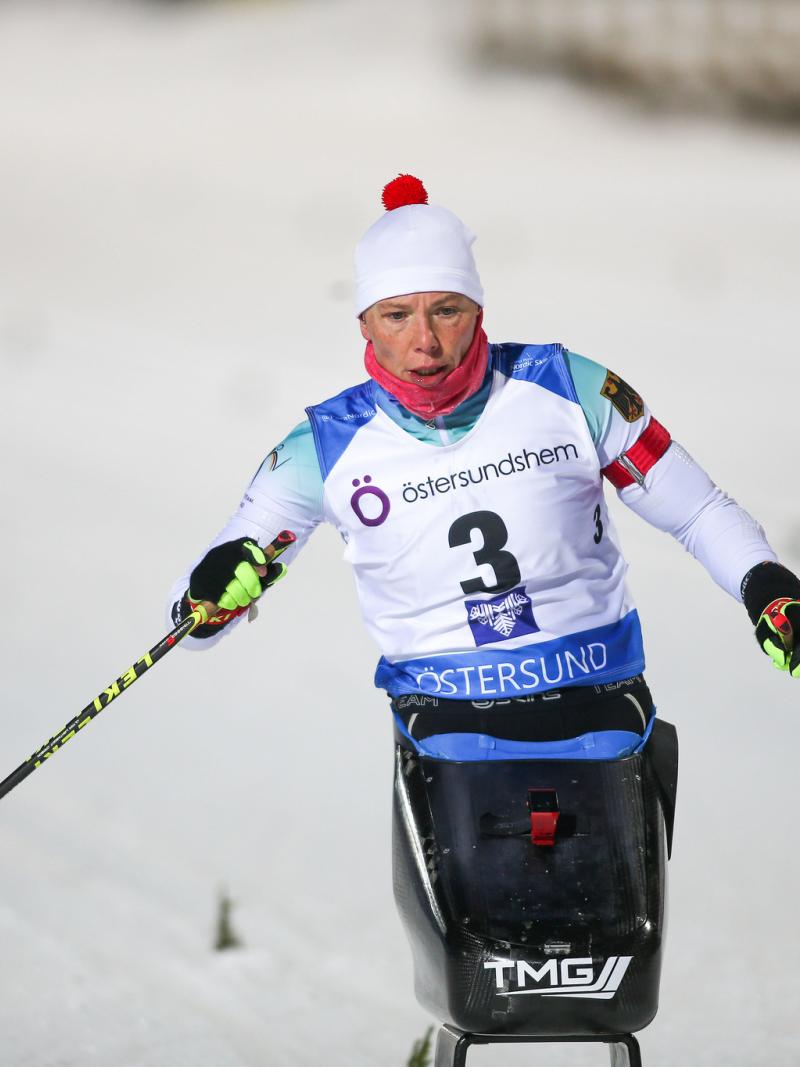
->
[375,610,645,699]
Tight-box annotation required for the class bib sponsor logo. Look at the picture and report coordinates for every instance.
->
[401,442,579,505]
[484,955,632,1000]
[466,586,539,646]
[412,642,609,698]
[343,442,579,524]
[350,475,391,527]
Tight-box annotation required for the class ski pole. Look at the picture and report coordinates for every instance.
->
[0,530,296,802]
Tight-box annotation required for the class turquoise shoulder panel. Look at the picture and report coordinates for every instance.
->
[249,418,324,513]
[251,419,318,479]
[563,350,612,447]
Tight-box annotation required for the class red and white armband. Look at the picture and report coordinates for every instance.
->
[601,417,672,489]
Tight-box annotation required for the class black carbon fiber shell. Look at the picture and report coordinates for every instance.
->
[392,727,675,1037]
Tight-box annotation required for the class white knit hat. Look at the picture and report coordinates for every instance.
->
[354,175,484,316]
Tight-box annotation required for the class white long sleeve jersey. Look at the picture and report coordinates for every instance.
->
[170,345,775,700]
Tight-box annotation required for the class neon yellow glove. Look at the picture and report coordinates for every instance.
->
[756,598,800,677]
[189,537,286,612]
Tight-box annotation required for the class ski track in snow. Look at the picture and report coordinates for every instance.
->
[1,1,799,1064]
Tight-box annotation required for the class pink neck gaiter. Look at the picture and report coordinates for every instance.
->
[364,312,489,419]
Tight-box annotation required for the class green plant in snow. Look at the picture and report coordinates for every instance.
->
[214,889,242,951]
[406,1026,434,1067]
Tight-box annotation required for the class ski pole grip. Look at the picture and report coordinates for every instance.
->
[269,530,297,556]
[189,530,297,629]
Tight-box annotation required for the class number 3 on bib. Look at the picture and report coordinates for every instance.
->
[593,504,604,545]
[448,511,522,595]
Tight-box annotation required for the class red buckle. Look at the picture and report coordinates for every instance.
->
[528,789,560,846]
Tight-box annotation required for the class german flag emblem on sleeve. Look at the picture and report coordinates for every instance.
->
[601,371,645,423]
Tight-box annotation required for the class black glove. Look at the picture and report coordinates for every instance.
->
[189,537,285,609]
[174,531,296,639]
[742,561,800,677]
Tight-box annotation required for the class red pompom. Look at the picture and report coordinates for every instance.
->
[382,174,428,211]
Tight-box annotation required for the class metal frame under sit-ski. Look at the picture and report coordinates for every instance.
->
[434,1025,643,1067]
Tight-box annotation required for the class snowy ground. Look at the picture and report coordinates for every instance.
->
[1,1,799,1064]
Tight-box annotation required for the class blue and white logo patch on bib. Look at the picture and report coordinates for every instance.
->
[466,587,539,646]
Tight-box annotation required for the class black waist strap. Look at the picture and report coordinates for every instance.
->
[392,675,653,744]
